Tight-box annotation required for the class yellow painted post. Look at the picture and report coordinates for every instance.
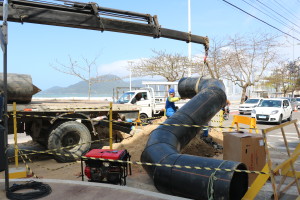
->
[9,102,27,179]
[220,110,224,131]
[250,118,259,133]
[13,102,19,167]
[109,102,113,150]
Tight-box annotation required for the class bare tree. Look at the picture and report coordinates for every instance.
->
[51,56,100,99]
[204,37,227,80]
[222,33,280,103]
[130,50,203,82]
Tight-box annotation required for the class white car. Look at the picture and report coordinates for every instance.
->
[251,98,293,124]
[239,98,264,114]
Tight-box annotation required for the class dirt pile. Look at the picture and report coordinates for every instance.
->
[103,117,224,170]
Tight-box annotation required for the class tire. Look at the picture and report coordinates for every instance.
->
[276,115,282,125]
[223,113,229,121]
[239,112,244,115]
[48,121,91,162]
[287,112,292,121]
[139,113,148,124]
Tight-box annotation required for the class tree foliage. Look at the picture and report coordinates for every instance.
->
[264,58,300,96]
[130,50,204,82]
[220,33,280,103]
[205,37,227,80]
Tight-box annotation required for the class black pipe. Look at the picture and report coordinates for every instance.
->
[141,77,248,200]
[0,73,40,103]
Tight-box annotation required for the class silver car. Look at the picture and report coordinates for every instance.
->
[278,97,298,111]
[239,98,264,114]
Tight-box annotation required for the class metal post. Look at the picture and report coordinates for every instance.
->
[187,0,192,77]
[13,102,18,167]
[1,0,9,190]
[109,102,113,149]
[128,61,133,91]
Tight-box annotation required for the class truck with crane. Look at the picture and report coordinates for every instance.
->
[0,0,209,162]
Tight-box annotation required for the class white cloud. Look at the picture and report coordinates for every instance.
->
[97,58,142,77]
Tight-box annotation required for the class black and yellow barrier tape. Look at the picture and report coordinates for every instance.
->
[12,113,260,131]
[18,149,39,178]
[110,119,260,131]
[9,139,108,159]
[41,162,78,172]
[12,148,268,175]
[80,155,268,175]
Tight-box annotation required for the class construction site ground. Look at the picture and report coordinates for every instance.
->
[0,108,299,199]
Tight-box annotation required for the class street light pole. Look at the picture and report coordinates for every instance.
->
[187,0,192,77]
[128,61,133,91]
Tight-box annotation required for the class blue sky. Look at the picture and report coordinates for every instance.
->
[1,0,300,90]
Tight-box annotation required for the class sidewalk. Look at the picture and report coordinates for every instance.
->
[0,179,188,200]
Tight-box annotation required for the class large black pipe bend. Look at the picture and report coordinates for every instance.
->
[141,77,248,200]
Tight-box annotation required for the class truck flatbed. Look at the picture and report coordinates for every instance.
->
[8,99,140,113]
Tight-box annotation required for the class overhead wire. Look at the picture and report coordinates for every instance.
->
[255,0,300,31]
[241,0,300,35]
[272,0,300,21]
[222,0,300,42]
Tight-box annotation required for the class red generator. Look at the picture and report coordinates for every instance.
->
[81,149,131,185]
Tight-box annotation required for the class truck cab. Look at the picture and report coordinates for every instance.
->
[117,87,165,122]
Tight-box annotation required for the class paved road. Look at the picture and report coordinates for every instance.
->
[222,109,300,199]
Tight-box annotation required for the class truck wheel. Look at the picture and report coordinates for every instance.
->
[48,121,91,162]
[139,113,148,124]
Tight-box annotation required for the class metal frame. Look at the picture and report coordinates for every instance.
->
[243,119,300,199]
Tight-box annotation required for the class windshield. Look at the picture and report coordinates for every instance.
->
[258,100,282,108]
[117,92,135,104]
[245,99,259,104]
[297,98,300,102]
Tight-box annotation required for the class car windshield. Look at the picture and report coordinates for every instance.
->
[245,99,259,104]
[117,92,135,104]
[258,100,282,108]
[297,98,300,102]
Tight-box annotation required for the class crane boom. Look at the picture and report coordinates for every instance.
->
[0,0,209,50]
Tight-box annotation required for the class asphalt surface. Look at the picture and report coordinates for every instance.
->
[225,106,300,200]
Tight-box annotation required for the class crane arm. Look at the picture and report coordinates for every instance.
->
[0,0,209,50]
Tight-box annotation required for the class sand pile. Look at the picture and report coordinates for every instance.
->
[103,117,224,169]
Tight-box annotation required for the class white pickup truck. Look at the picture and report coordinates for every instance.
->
[116,81,189,122]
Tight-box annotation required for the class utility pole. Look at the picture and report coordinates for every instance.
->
[128,61,133,91]
[0,0,9,190]
[187,0,192,77]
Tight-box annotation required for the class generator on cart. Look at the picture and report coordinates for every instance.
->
[81,149,131,185]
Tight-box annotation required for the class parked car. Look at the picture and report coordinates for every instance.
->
[239,98,264,115]
[296,97,300,109]
[251,98,293,124]
[278,97,298,111]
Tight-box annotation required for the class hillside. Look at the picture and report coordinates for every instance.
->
[35,74,163,97]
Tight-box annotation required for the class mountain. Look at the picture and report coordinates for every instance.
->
[36,74,163,97]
